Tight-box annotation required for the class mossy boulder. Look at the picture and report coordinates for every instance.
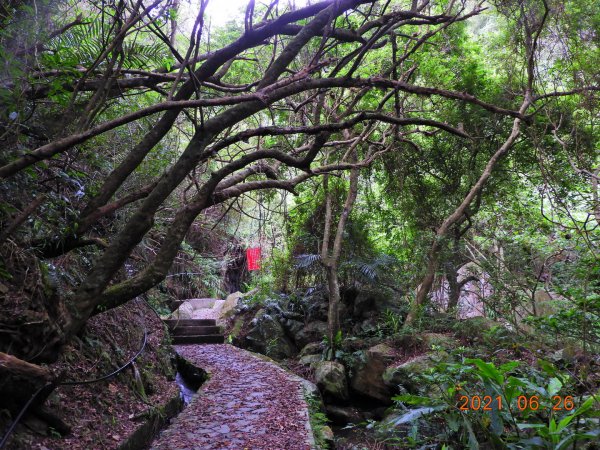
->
[350,343,397,404]
[299,354,322,366]
[229,316,246,341]
[300,342,323,356]
[321,425,335,447]
[382,354,435,393]
[314,361,349,402]
[283,318,304,336]
[452,316,513,345]
[246,314,297,360]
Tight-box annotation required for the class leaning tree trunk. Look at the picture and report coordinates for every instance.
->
[405,101,529,325]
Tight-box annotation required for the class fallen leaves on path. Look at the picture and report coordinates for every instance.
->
[151,344,313,450]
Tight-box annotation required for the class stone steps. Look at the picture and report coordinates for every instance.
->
[171,325,222,336]
[172,334,225,344]
[164,318,225,345]
[164,319,217,327]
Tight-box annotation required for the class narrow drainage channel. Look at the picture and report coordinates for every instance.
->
[174,353,208,406]
[147,355,208,447]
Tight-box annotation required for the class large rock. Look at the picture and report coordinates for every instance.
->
[246,314,297,360]
[300,342,323,356]
[294,321,328,348]
[352,317,378,335]
[306,301,329,322]
[170,301,194,320]
[352,291,376,318]
[382,354,435,393]
[453,316,515,344]
[321,425,335,448]
[228,310,252,345]
[283,319,304,336]
[350,343,397,404]
[299,379,322,408]
[221,291,243,316]
[315,361,349,402]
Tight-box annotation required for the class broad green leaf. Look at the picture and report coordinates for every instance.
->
[465,358,504,385]
[547,378,562,397]
[499,361,519,373]
[549,418,557,433]
[393,394,437,406]
[556,430,600,450]
[462,416,480,450]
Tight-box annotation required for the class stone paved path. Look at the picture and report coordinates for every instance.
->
[151,344,314,450]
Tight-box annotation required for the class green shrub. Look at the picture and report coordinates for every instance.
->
[383,357,600,449]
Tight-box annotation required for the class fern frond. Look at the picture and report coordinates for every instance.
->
[342,254,399,283]
[295,253,321,269]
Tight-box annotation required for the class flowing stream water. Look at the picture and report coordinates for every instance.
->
[175,372,198,405]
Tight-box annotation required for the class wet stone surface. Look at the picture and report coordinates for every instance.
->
[151,344,313,450]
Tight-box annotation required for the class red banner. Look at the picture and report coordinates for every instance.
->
[246,247,261,271]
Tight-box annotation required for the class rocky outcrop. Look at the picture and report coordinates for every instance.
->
[246,313,297,360]
[350,343,396,404]
[349,289,402,319]
[283,318,304,337]
[221,291,243,317]
[315,361,349,402]
[421,333,461,350]
[453,316,514,344]
[300,342,323,356]
[382,354,435,393]
[294,321,328,348]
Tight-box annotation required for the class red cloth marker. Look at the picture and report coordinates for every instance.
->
[246,247,261,271]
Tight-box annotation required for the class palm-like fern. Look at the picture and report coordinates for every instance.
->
[295,253,321,270]
[121,40,169,69]
[48,14,168,71]
[294,252,402,289]
[341,254,399,283]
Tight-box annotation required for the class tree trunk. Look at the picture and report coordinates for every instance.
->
[445,261,461,312]
[405,103,528,326]
[326,264,341,347]
[406,243,440,324]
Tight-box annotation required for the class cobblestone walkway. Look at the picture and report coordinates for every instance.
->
[151,344,314,450]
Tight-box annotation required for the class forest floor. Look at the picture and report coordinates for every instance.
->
[151,344,315,450]
[2,300,179,450]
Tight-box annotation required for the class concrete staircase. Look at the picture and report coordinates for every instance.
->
[164,319,225,344]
